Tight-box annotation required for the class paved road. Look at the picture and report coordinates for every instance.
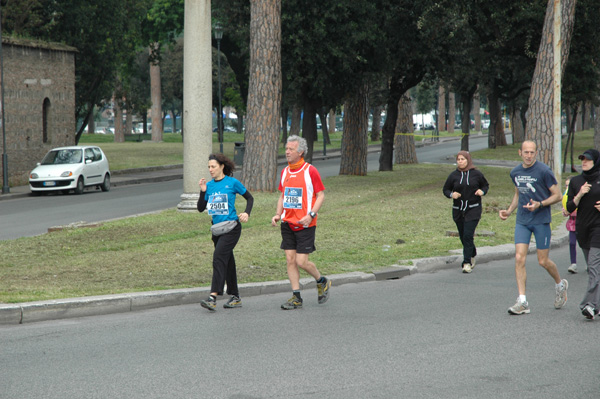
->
[1,245,595,399]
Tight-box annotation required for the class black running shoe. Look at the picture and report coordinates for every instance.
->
[582,305,595,320]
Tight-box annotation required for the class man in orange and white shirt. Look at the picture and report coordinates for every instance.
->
[272,135,331,310]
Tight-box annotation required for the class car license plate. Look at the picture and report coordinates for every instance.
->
[43,181,56,187]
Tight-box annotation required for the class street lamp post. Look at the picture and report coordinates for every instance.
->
[214,24,223,154]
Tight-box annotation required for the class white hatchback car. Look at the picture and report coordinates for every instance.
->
[29,146,111,195]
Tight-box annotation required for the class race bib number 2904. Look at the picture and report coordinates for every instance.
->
[208,194,229,215]
[283,187,303,209]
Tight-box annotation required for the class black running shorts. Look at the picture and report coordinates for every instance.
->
[280,222,316,254]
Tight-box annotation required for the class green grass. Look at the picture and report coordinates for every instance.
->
[2,129,592,303]
[78,131,351,170]
[0,163,565,304]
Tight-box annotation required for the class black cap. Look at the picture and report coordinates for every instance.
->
[579,151,595,161]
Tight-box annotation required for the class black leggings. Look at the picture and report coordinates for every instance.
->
[210,222,241,296]
[455,218,479,265]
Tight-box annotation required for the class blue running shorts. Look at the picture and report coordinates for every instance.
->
[514,223,552,249]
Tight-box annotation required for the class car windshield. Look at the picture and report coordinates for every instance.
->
[41,149,83,165]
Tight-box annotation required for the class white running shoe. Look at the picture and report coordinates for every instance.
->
[554,279,568,309]
[568,264,577,274]
[508,299,530,315]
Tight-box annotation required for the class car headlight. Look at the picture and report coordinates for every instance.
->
[60,171,73,177]
[30,173,39,179]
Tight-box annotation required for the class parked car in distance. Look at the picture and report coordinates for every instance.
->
[29,146,111,195]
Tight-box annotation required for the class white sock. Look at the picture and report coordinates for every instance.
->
[519,295,527,303]
[556,281,564,290]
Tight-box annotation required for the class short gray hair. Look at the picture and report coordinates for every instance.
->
[287,135,308,157]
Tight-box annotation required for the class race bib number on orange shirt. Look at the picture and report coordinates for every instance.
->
[283,187,303,209]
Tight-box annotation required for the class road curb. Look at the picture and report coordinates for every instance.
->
[0,225,568,325]
[0,272,375,325]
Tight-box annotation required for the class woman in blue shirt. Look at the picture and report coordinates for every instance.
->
[197,154,253,311]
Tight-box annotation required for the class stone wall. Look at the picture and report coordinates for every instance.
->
[0,37,76,186]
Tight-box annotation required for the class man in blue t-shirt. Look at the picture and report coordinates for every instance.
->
[499,140,568,315]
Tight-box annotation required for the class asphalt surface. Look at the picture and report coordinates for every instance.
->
[0,137,568,325]
[2,246,592,399]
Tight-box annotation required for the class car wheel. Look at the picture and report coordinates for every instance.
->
[74,177,84,195]
[101,174,110,192]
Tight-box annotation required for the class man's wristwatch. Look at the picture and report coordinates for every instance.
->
[309,211,317,218]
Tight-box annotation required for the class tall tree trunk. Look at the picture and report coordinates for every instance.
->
[281,106,289,144]
[583,102,592,130]
[289,103,301,137]
[142,114,148,135]
[379,99,400,171]
[149,43,163,142]
[510,106,525,144]
[487,88,507,149]
[438,85,446,131]
[448,92,455,134]
[460,90,475,151]
[237,114,244,134]
[114,98,125,143]
[563,105,578,172]
[525,0,577,167]
[317,107,330,145]
[241,0,282,192]
[301,95,318,163]
[87,111,95,134]
[316,107,327,142]
[125,104,133,135]
[370,105,383,141]
[379,67,426,171]
[328,109,336,133]
[340,83,369,175]
[473,87,481,132]
[394,93,417,164]
[576,102,583,131]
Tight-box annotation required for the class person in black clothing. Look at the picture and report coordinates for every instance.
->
[566,149,600,320]
[443,151,489,273]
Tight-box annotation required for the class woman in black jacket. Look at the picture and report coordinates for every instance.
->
[566,149,600,320]
[443,151,489,273]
